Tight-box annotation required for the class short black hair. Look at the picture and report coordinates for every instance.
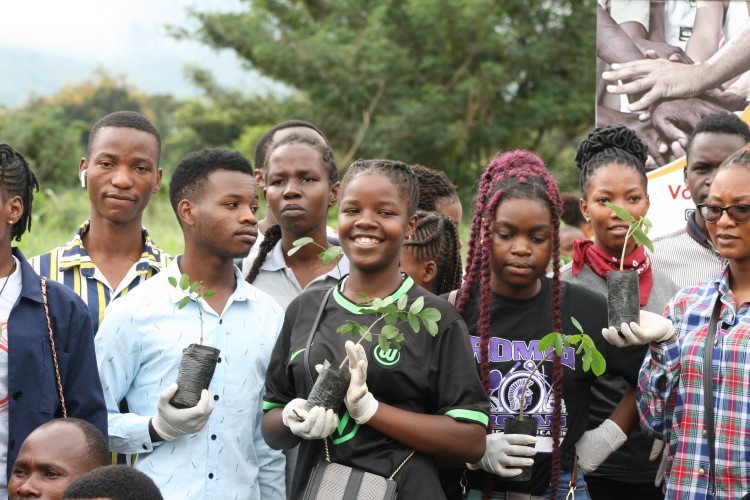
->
[253,120,328,173]
[686,112,750,157]
[169,148,254,219]
[409,164,459,212]
[0,144,39,241]
[560,192,586,228]
[35,418,110,469]
[63,465,163,500]
[341,159,420,216]
[87,111,162,161]
[268,133,338,184]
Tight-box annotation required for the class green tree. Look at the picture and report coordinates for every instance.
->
[178,0,595,192]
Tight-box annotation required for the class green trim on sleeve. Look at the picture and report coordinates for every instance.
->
[263,401,285,411]
[445,409,489,427]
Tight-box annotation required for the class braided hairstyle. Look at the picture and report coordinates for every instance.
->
[456,150,564,500]
[245,224,282,284]
[410,164,459,213]
[402,211,462,295]
[340,159,420,217]
[0,144,39,241]
[575,125,648,194]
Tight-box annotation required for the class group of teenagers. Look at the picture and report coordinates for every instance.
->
[2,108,750,500]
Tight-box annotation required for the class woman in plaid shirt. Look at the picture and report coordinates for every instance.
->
[604,144,750,500]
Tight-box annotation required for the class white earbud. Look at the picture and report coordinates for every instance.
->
[80,170,87,188]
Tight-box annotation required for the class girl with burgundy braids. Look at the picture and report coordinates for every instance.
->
[561,125,678,500]
[451,150,643,500]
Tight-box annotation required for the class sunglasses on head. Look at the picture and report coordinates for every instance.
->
[697,203,750,224]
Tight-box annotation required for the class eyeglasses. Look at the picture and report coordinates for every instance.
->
[697,203,750,224]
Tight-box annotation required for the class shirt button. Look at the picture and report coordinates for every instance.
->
[699,468,705,475]
[219,319,223,325]
[9,440,15,449]
[702,429,707,436]
[211,434,217,440]
[142,444,148,450]
[12,390,22,400]
[214,395,219,401]
[217,357,222,363]
[656,354,663,360]
[208,473,214,479]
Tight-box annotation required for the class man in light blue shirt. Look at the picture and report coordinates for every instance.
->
[95,148,285,499]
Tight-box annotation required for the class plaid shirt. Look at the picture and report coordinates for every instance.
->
[30,221,172,332]
[638,264,750,500]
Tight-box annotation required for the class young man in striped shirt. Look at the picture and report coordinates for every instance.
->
[30,111,171,332]
[651,112,750,289]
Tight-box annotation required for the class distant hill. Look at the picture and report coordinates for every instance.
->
[0,44,270,108]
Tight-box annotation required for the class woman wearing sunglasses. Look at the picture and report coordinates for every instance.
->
[602,144,750,499]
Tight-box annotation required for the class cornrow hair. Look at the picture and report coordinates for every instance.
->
[340,159,420,216]
[403,211,462,295]
[456,150,564,500]
[686,112,750,157]
[245,224,282,284]
[254,120,329,173]
[0,144,39,241]
[575,125,648,193]
[269,133,339,184]
[410,164,459,212]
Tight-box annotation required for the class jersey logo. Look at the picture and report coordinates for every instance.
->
[289,348,306,361]
[372,345,401,369]
[331,411,360,444]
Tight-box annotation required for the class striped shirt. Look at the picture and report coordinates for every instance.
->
[638,265,750,499]
[650,213,725,290]
[29,221,172,332]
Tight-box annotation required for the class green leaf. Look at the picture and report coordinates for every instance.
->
[553,334,563,356]
[378,334,390,352]
[571,317,584,334]
[591,352,607,376]
[371,298,385,310]
[419,307,441,323]
[582,350,592,372]
[361,328,373,342]
[409,296,424,314]
[293,237,314,247]
[567,334,581,345]
[381,325,400,339]
[538,332,559,352]
[355,292,369,301]
[203,290,216,297]
[189,281,200,293]
[604,202,637,224]
[179,274,190,290]
[384,314,398,325]
[168,276,177,287]
[407,313,420,333]
[319,246,343,265]
[178,296,191,309]
[397,293,408,310]
[631,226,654,253]
[424,319,439,336]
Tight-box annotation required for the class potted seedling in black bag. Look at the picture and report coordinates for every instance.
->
[168,273,220,409]
[289,238,441,412]
[603,202,653,331]
[505,318,605,482]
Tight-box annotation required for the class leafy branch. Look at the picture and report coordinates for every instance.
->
[335,293,441,369]
[517,317,605,420]
[604,202,654,270]
[289,237,344,275]
[168,274,216,345]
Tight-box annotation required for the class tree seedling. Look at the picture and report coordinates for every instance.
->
[603,202,654,269]
[168,273,216,345]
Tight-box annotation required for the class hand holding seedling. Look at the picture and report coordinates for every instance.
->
[282,398,338,440]
[602,310,675,346]
[466,432,538,477]
[344,341,378,424]
[151,383,214,441]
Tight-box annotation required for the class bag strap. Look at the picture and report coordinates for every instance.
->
[447,289,459,306]
[41,277,67,418]
[704,294,722,497]
[323,437,414,479]
[303,287,336,391]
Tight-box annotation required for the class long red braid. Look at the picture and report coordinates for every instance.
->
[457,151,564,500]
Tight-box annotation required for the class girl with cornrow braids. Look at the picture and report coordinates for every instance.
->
[561,125,678,500]
[400,210,462,295]
[262,159,488,499]
[0,144,106,489]
[450,150,644,500]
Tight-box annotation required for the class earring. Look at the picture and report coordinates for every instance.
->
[7,220,13,225]
[405,233,412,241]
[80,170,87,188]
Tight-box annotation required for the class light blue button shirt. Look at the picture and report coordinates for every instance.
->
[95,258,285,500]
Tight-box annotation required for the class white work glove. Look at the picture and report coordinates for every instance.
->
[151,383,214,441]
[602,310,675,347]
[575,419,628,474]
[344,341,379,425]
[650,438,669,487]
[282,398,338,440]
[466,432,538,477]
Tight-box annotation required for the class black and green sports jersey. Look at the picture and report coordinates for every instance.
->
[264,275,489,499]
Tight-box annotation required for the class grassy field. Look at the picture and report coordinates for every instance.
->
[18,187,472,262]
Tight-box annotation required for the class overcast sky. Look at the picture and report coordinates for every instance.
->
[0,0,276,105]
